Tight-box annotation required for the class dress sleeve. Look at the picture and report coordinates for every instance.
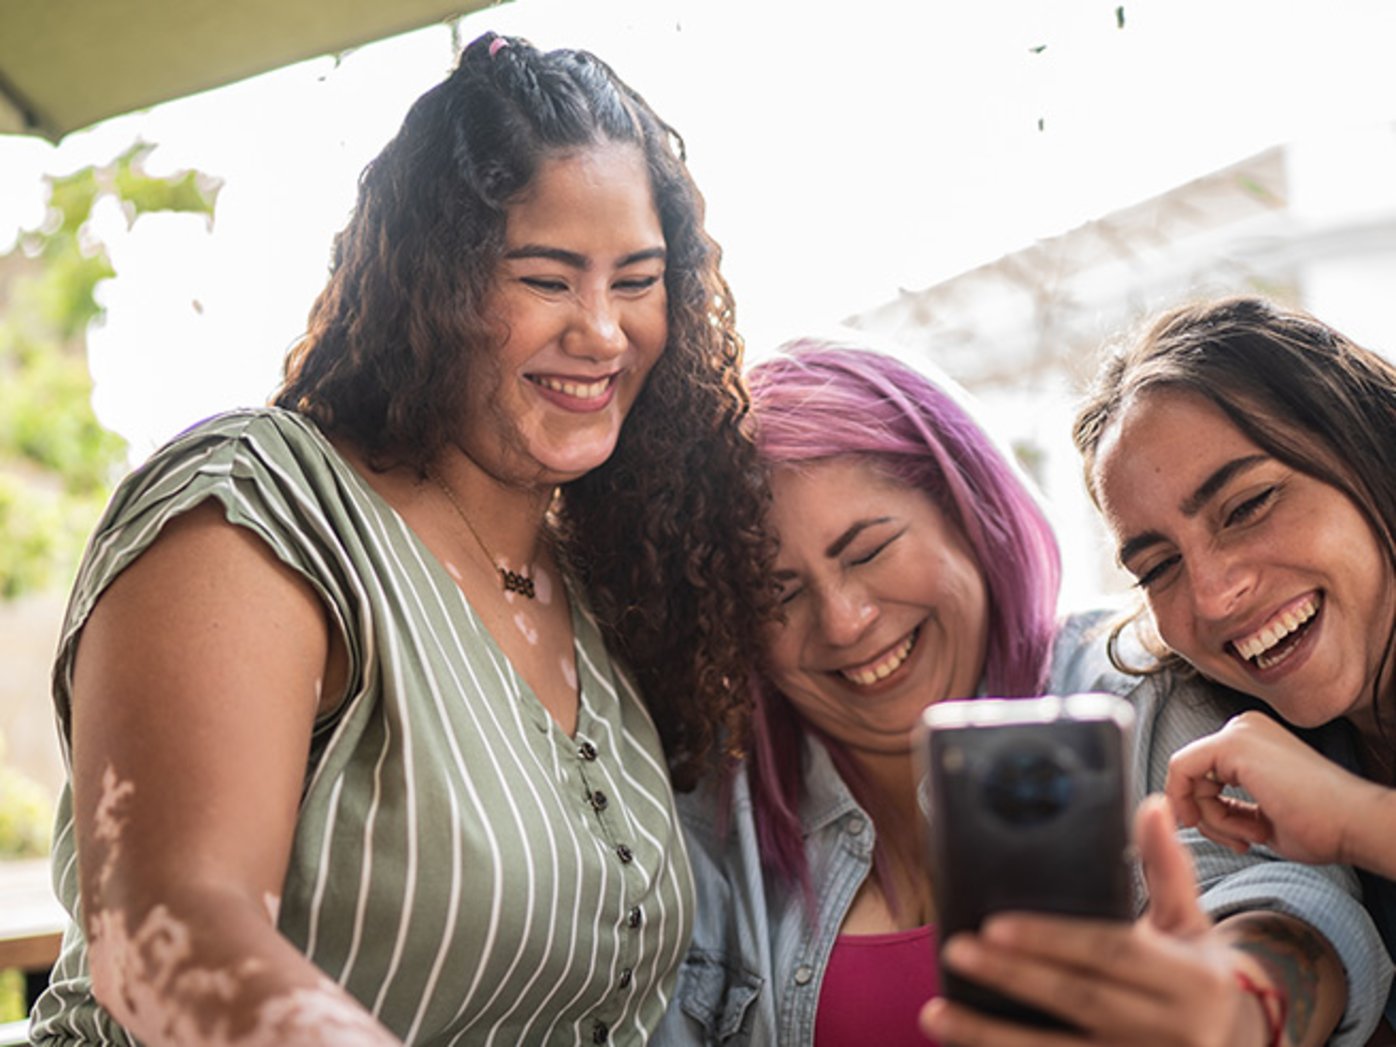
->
[51,409,366,746]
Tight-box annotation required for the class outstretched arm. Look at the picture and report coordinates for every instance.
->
[1167,710,1396,880]
[920,797,1345,1047]
[71,502,397,1046]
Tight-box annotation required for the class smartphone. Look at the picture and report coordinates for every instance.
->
[916,693,1136,1029]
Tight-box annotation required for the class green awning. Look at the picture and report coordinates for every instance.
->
[0,0,502,142]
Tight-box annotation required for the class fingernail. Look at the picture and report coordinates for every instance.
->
[943,936,978,968]
[982,916,1014,943]
[921,998,947,1034]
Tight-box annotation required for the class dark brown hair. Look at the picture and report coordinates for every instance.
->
[1073,295,1396,704]
[273,31,774,786]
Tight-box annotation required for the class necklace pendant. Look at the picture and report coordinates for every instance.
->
[429,469,539,602]
[500,567,536,599]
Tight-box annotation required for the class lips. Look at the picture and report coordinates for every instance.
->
[1229,592,1322,670]
[529,373,616,401]
[837,629,918,686]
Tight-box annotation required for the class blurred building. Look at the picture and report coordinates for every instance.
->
[844,121,1396,611]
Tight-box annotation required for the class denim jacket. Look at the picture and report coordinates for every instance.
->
[653,612,1393,1046]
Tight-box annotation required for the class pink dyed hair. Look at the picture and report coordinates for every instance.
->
[743,339,1062,890]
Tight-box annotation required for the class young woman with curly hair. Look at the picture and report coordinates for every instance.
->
[29,31,771,1046]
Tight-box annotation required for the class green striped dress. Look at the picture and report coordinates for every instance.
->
[28,408,694,1046]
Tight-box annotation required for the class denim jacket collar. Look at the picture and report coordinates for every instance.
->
[796,734,866,837]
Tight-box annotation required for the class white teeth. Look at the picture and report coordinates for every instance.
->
[840,632,916,686]
[535,375,610,400]
[1233,594,1320,663]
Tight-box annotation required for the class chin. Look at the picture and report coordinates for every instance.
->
[535,437,624,481]
[846,735,916,757]
[1271,693,1360,730]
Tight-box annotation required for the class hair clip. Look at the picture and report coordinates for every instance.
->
[489,37,510,57]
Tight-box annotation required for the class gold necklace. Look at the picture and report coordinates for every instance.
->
[428,469,536,599]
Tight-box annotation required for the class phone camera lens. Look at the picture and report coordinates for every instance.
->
[982,749,1073,826]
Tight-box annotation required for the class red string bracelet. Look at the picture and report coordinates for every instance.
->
[1235,969,1288,1047]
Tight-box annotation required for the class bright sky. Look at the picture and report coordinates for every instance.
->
[3,0,1396,460]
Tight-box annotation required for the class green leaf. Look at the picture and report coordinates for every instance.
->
[34,241,117,339]
[115,167,219,221]
[0,138,212,601]
[42,166,100,237]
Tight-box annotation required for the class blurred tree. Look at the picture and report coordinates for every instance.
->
[0,141,220,599]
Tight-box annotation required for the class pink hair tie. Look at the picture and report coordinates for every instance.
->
[489,37,510,57]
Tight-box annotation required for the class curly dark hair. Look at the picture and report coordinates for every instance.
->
[1072,295,1396,720]
[273,31,774,787]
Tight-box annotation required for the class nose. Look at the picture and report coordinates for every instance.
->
[815,580,878,648]
[567,289,627,361]
[1186,546,1255,621]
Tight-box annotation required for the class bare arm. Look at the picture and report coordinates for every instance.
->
[71,501,396,1046]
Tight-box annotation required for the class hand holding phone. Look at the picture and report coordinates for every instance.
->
[917,693,1135,1029]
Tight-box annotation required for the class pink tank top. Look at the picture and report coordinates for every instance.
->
[814,924,940,1046]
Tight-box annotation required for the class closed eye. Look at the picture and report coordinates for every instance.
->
[1133,553,1180,590]
[521,277,568,292]
[614,274,661,293]
[849,529,904,567]
[773,574,803,606]
[1226,486,1277,527]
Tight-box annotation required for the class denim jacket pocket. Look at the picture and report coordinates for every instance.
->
[674,949,764,1044]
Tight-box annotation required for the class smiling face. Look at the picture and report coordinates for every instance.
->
[459,141,668,487]
[1093,386,1396,730]
[764,458,990,755]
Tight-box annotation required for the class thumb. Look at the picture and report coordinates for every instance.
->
[1138,794,1209,937]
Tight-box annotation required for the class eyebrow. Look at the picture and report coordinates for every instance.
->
[771,517,897,579]
[826,517,893,558]
[1178,454,1268,516]
[503,245,667,269]
[1117,454,1270,564]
